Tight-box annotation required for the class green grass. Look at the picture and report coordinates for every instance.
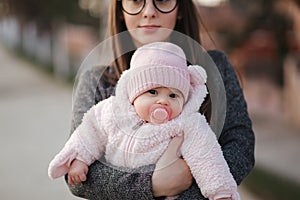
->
[244,166,300,200]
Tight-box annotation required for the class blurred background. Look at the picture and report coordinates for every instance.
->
[0,0,299,199]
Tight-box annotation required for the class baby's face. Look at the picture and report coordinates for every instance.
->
[133,87,184,124]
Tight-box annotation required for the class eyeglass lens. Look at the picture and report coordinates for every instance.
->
[121,0,177,15]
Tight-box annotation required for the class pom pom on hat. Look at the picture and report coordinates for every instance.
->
[188,65,207,86]
[127,42,191,103]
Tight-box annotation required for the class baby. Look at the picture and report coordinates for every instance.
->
[48,42,240,200]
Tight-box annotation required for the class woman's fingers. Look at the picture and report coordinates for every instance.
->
[166,133,184,156]
[152,158,193,197]
[156,134,184,170]
[152,133,193,197]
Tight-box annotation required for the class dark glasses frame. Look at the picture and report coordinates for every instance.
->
[119,0,178,15]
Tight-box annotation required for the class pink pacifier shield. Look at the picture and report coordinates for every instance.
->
[150,107,169,124]
[153,108,168,120]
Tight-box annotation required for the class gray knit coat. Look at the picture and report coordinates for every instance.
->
[66,50,255,200]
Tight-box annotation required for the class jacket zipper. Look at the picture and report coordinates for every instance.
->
[125,120,145,166]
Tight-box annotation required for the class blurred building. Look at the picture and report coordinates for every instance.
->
[198,0,300,130]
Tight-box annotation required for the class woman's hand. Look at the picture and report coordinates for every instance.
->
[152,134,193,197]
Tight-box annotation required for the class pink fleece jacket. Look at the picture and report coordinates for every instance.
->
[48,65,240,200]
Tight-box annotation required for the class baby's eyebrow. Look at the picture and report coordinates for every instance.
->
[170,90,180,94]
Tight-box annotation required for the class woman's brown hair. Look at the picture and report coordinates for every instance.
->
[107,0,211,122]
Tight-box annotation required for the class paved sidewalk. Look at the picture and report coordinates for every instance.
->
[244,79,300,187]
[0,44,80,199]
[252,113,300,186]
[0,43,261,199]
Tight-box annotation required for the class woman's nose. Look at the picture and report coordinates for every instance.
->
[142,1,157,18]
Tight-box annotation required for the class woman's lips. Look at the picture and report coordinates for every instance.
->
[139,25,160,33]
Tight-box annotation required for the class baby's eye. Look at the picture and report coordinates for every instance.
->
[148,89,157,95]
[169,93,178,98]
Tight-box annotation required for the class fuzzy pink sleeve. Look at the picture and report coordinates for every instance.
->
[181,113,240,200]
[48,103,107,179]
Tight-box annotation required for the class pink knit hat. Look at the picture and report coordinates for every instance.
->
[127,42,190,103]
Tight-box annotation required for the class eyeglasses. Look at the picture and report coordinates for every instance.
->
[120,0,178,15]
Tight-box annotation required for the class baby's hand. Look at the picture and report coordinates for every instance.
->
[68,159,88,186]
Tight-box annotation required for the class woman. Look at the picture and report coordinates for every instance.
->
[68,0,255,199]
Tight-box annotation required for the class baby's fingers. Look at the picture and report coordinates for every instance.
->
[71,175,82,184]
[68,174,75,186]
[79,173,87,182]
[68,174,86,186]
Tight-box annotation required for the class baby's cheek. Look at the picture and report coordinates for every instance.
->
[135,104,149,121]
[170,105,183,119]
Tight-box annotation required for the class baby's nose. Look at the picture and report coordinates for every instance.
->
[157,96,169,105]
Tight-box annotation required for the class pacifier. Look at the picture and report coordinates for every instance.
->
[150,107,170,125]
